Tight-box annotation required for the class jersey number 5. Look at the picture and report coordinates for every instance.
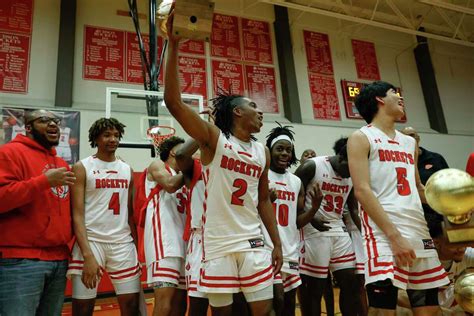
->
[231,178,248,206]
[108,192,120,215]
[395,167,411,196]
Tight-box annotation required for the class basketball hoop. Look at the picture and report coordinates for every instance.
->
[146,125,176,154]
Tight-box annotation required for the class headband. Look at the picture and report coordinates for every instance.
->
[270,135,293,148]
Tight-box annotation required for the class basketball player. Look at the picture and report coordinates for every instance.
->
[175,138,209,316]
[143,136,188,316]
[164,18,283,316]
[296,139,360,316]
[264,124,323,316]
[300,149,316,164]
[68,118,140,316]
[347,81,449,315]
[57,119,73,163]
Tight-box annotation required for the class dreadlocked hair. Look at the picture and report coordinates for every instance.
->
[210,88,256,140]
[266,122,298,166]
[158,136,185,162]
[88,117,126,148]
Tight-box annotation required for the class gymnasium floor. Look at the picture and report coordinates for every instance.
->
[61,290,342,315]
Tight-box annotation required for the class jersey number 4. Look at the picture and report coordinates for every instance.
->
[395,167,411,196]
[108,192,120,215]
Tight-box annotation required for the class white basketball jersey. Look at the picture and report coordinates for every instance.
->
[359,125,435,257]
[202,132,267,260]
[144,165,187,260]
[12,124,25,139]
[59,127,71,147]
[81,156,132,243]
[302,156,353,238]
[263,170,301,265]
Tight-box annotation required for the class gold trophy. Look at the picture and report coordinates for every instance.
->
[454,268,474,313]
[425,168,474,243]
[157,0,214,42]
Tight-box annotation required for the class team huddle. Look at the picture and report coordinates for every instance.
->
[1,12,472,316]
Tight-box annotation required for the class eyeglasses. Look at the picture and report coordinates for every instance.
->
[28,116,61,126]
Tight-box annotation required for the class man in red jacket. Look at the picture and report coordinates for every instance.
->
[0,109,76,316]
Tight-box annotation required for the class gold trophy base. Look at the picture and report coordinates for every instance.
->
[172,0,215,42]
[444,214,474,243]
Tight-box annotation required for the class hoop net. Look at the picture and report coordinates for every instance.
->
[147,125,176,154]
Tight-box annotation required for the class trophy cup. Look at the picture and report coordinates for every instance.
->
[157,0,214,42]
[425,168,474,243]
[454,268,474,313]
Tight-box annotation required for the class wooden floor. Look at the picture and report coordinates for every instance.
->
[62,289,342,315]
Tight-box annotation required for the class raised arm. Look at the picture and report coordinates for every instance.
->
[175,138,199,185]
[71,162,102,289]
[258,147,283,274]
[164,17,219,163]
[348,130,416,266]
[148,160,184,193]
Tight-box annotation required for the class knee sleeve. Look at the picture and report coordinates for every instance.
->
[407,288,439,307]
[366,279,398,310]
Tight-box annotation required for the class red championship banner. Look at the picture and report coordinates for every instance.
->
[211,14,241,59]
[309,73,340,120]
[126,32,163,85]
[179,39,205,56]
[241,18,273,64]
[211,60,244,96]
[0,0,33,34]
[351,40,380,81]
[303,30,334,75]
[0,32,30,93]
[341,79,406,122]
[83,26,125,82]
[245,65,278,113]
[178,56,207,99]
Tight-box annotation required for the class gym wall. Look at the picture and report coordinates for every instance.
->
[0,0,472,171]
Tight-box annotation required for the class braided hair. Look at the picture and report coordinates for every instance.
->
[265,122,298,167]
[158,136,185,162]
[88,118,126,148]
[210,88,256,140]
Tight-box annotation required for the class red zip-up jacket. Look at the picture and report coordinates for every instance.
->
[0,135,72,260]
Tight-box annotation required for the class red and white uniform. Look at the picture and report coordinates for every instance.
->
[68,156,140,285]
[185,160,207,298]
[198,133,273,294]
[56,126,72,162]
[263,170,302,292]
[144,165,187,287]
[359,125,449,289]
[300,156,356,278]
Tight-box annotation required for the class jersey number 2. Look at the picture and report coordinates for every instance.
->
[108,192,120,215]
[395,167,411,196]
[231,178,248,206]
